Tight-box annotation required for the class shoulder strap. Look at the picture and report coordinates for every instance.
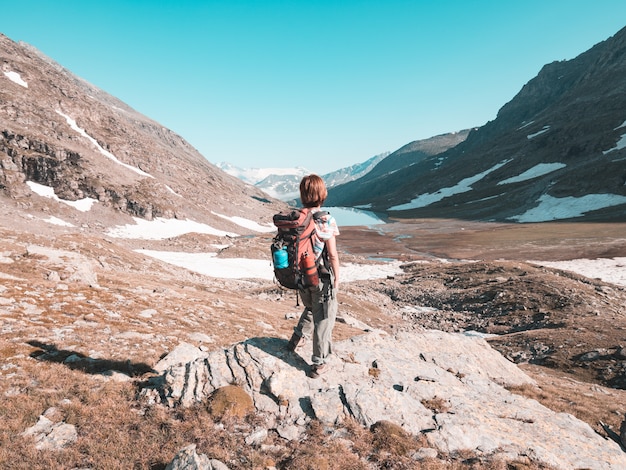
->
[312,210,329,221]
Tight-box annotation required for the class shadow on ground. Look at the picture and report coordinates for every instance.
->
[27,340,155,376]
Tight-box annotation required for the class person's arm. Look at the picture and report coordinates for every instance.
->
[325,235,340,289]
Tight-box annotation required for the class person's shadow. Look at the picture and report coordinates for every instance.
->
[27,340,155,377]
[242,337,310,373]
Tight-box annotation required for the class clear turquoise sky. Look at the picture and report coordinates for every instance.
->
[2,1,626,174]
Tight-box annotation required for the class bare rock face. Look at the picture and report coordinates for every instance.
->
[144,331,626,469]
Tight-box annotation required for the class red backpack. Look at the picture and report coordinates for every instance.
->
[271,208,320,290]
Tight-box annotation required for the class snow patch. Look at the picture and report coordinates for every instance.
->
[136,250,403,282]
[137,250,272,279]
[498,163,566,185]
[531,258,626,288]
[212,212,276,233]
[603,133,626,155]
[56,110,152,178]
[106,217,238,240]
[43,216,75,227]
[527,126,550,139]
[165,185,181,197]
[509,193,626,222]
[27,181,97,212]
[388,160,512,211]
[3,70,28,88]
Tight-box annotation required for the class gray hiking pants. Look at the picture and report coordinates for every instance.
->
[294,274,337,366]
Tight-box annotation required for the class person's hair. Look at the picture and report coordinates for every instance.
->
[299,174,327,208]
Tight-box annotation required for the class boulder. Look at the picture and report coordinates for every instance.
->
[143,330,626,469]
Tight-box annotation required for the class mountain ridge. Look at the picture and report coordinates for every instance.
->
[327,26,626,222]
[219,152,389,201]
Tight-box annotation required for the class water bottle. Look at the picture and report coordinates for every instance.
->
[301,251,319,286]
[273,246,289,269]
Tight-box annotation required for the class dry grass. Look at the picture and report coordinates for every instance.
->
[2,221,624,468]
[421,397,450,414]
[509,364,626,435]
[0,358,554,469]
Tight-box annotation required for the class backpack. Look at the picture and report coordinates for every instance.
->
[271,208,328,290]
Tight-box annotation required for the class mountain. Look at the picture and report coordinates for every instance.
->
[326,131,471,208]
[321,151,390,188]
[220,152,389,201]
[0,34,283,233]
[328,26,626,222]
[217,163,310,200]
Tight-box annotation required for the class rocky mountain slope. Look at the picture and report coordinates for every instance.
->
[0,34,283,233]
[328,26,626,222]
[326,131,470,208]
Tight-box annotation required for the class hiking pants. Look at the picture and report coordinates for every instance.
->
[294,275,337,365]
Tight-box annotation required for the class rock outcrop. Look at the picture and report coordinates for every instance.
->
[143,331,626,469]
[165,444,229,470]
[21,407,78,451]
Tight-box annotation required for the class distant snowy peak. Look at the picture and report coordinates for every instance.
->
[218,152,389,201]
[323,152,389,187]
[217,162,309,186]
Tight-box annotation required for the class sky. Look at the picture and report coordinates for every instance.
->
[2,1,626,174]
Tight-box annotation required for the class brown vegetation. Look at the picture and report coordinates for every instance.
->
[0,218,625,468]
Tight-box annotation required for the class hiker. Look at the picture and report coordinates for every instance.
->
[286,174,340,378]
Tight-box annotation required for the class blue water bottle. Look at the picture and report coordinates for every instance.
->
[273,247,289,269]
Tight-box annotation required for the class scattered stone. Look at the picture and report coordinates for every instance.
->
[21,412,78,451]
[412,447,438,461]
[165,444,229,470]
[244,428,268,447]
[0,253,14,264]
[99,370,133,382]
[256,321,274,331]
[580,350,603,362]
[139,308,157,318]
[153,341,208,373]
[337,313,377,331]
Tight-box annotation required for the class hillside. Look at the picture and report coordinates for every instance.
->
[328,26,626,222]
[326,131,470,208]
[0,34,283,233]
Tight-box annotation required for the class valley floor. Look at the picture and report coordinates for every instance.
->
[1,215,626,468]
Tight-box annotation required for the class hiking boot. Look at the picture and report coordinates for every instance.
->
[286,333,305,352]
[308,363,328,378]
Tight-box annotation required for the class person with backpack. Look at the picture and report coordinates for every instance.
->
[285,174,340,378]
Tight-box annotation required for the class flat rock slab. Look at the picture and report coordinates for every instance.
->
[144,330,626,469]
